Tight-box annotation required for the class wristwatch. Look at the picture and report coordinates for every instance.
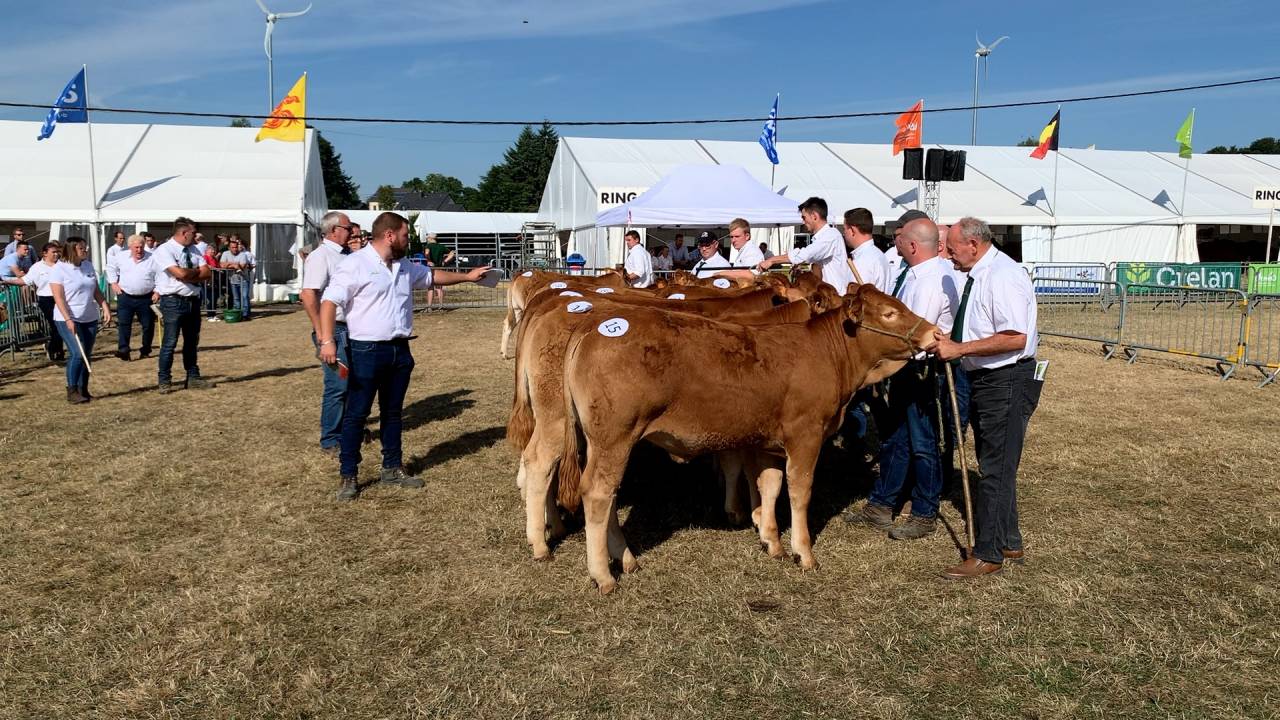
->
[319,339,335,346]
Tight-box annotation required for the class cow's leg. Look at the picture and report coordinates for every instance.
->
[607,495,639,574]
[719,451,749,526]
[516,456,527,496]
[745,450,764,525]
[784,443,822,570]
[581,448,627,594]
[520,431,560,561]
[752,459,786,559]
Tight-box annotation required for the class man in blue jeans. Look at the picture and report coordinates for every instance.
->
[317,211,490,501]
[929,217,1041,580]
[152,217,213,393]
[301,212,355,457]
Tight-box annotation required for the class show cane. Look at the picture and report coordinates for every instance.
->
[944,362,974,553]
[71,327,92,374]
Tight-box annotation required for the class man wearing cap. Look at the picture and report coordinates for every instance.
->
[690,231,730,278]
[842,208,891,293]
[623,230,653,288]
[851,217,959,541]
[928,217,1041,580]
[755,197,856,295]
[317,211,491,501]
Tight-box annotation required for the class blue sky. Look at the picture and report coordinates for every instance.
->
[3,0,1278,198]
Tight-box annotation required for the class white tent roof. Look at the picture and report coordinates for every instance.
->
[417,211,538,235]
[595,164,800,227]
[0,119,324,226]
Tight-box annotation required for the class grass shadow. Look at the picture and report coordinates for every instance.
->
[218,364,311,385]
[401,389,475,432]
[406,426,506,473]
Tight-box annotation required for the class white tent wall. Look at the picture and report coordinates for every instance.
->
[1021,224,1196,263]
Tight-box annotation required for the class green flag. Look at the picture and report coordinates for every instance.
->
[1175,109,1195,159]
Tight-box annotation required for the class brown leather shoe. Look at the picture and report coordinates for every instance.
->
[1002,549,1025,564]
[940,557,1004,580]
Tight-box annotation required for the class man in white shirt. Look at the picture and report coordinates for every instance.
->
[851,217,960,541]
[107,234,158,361]
[721,218,764,283]
[670,233,692,270]
[689,231,730,278]
[302,211,356,457]
[842,208,891,293]
[929,217,1041,580]
[104,230,128,270]
[756,197,856,295]
[623,230,653,288]
[193,232,208,257]
[317,211,491,501]
[153,216,213,393]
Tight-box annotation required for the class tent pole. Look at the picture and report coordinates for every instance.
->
[1267,206,1274,265]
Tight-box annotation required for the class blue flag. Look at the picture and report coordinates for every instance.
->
[758,94,779,165]
[37,68,88,141]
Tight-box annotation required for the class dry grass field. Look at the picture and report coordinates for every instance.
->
[2,305,1277,719]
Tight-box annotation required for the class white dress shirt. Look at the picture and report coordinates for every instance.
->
[51,260,101,323]
[624,243,654,288]
[884,245,903,275]
[691,251,729,278]
[303,239,349,322]
[849,241,892,294]
[107,252,157,295]
[23,259,59,297]
[896,256,958,335]
[957,246,1039,372]
[152,239,206,297]
[321,244,433,341]
[105,243,127,269]
[653,254,673,271]
[790,224,856,295]
[729,242,765,269]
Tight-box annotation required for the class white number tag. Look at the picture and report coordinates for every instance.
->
[668,293,686,300]
[559,290,583,297]
[521,271,534,277]
[550,281,567,289]
[567,301,594,313]
[713,278,731,289]
[597,318,630,337]
[595,287,615,294]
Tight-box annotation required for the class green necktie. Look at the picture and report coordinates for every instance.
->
[890,266,909,298]
[951,275,974,342]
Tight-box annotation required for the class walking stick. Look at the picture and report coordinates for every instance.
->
[70,325,92,374]
[943,362,974,553]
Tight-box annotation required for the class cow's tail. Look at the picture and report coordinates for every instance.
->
[557,377,586,514]
[505,355,535,453]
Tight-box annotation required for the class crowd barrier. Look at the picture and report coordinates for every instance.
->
[1118,284,1248,379]
[1033,279,1125,359]
[0,285,52,360]
[1243,294,1280,388]
[1024,263,1110,294]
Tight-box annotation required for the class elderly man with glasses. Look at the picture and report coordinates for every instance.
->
[301,211,358,458]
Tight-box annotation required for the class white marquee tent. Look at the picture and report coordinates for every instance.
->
[0,119,326,296]
[539,136,1280,268]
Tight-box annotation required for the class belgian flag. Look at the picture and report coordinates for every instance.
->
[1029,109,1060,160]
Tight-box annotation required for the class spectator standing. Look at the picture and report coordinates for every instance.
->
[107,234,158,361]
[759,241,774,260]
[670,233,692,270]
[153,217,213,393]
[49,237,110,404]
[301,211,354,457]
[2,241,65,360]
[623,230,653,288]
[3,227,25,258]
[316,212,491,500]
[203,239,223,319]
[424,233,455,308]
[652,246,672,272]
[143,232,159,251]
[0,239,29,280]
[105,230,128,270]
[220,237,255,320]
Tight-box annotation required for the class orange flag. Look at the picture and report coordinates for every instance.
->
[893,100,923,155]
[256,73,306,143]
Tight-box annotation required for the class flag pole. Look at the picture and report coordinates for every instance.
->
[1049,106,1061,262]
[83,64,102,260]
[770,93,779,191]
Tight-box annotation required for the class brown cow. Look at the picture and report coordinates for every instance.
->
[554,284,935,593]
[502,269,625,358]
[508,287,839,560]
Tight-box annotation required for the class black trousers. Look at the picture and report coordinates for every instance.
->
[116,293,155,354]
[37,295,64,358]
[968,358,1041,564]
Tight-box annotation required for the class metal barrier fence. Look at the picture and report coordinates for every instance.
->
[0,285,54,360]
[1033,278,1125,359]
[1024,263,1110,293]
[1243,294,1280,387]
[1115,284,1247,380]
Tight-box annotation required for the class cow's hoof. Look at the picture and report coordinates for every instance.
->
[595,578,617,595]
[793,555,818,571]
[622,555,641,574]
[751,508,762,528]
[532,550,553,563]
[761,541,784,559]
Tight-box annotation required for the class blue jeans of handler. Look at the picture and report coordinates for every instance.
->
[312,323,349,450]
[339,337,414,477]
[868,362,944,519]
[230,281,251,317]
[969,358,1041,564]
[158,294,202,385]
[55,320,99,391]
[115,293,155,355]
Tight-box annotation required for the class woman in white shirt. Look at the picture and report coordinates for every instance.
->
[50,237,111,404]
[652,246,673,272]
[2,240,66,361]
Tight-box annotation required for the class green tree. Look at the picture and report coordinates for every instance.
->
[1207,136,1279,154]
[1016,135,1039,147]
[229,117,251,128]
[371,184,398,209]
[472,122,558,212]
[404,172,477,210]
[315,131,362,209]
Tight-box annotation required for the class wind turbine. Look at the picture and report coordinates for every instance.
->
[971,33,1009,145]
[256,0,312,112]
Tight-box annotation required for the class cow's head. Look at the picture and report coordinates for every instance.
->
[840,284,937,360]
[805,284,843,314]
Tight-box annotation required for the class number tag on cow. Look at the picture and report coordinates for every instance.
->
[713,278,731,289]
[559,290,583,297]
[550,281,568,289]
[522,271,534,277]
[595,287,615,294]
[567,301,593,313]
[668,293,686,300]
[597,318,630,337]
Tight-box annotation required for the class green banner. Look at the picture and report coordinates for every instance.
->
[1249,264,1280,294]
[1116,262,1244,290]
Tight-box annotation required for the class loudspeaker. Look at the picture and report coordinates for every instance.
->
[943,150,967,182]
[901,148,923,180]
[925,149,946,181]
